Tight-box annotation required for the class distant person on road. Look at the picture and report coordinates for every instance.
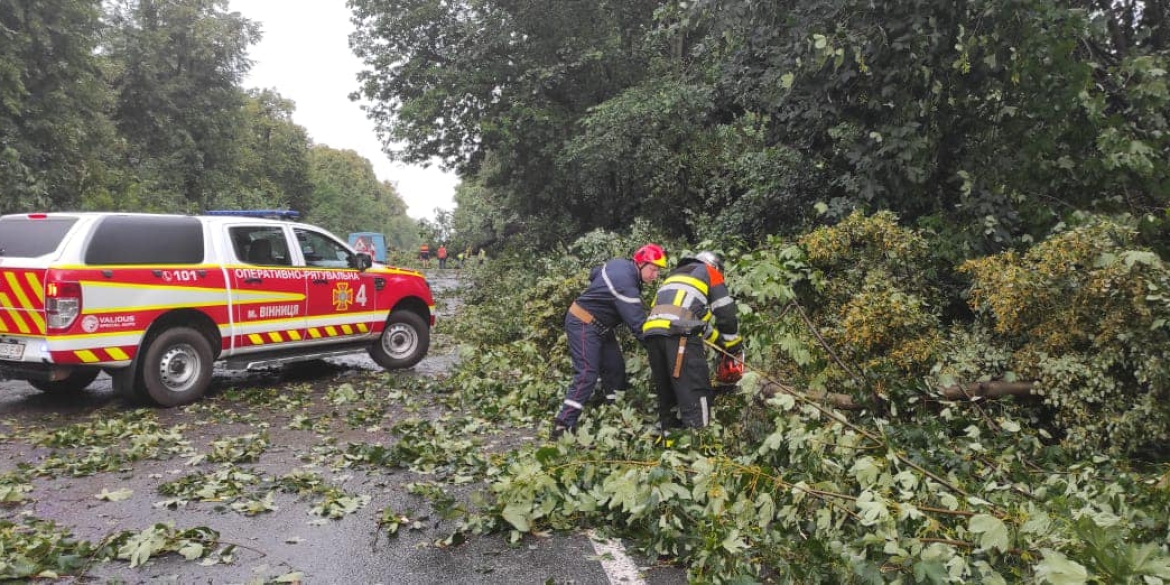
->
[551,244,667,439]
[419,243,430,268]
[437,245,448,269]
[642,251,741,433]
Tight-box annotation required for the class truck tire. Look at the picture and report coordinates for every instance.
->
[369,310,429,370]
[140,327,214,407]
[28,369,100,394]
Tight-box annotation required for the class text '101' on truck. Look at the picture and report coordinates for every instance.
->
[0,210,434,406]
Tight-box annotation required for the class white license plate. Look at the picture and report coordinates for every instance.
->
[0,342,25,360]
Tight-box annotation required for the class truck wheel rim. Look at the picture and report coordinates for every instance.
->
[382,323,418,359]
[158,344,201,392]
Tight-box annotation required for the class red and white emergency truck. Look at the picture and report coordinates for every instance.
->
[0,211,434,406]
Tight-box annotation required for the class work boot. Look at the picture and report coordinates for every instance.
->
[550,420,571,440]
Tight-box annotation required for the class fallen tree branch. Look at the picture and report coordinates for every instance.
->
[758,381,1036,410]
[938,381,1035,401]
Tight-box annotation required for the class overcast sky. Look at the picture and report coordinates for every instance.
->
[228,0,458,221]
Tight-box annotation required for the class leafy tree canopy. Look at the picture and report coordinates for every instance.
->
[352,0,1170,256]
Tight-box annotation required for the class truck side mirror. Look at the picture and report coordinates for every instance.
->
[354,252,373,271]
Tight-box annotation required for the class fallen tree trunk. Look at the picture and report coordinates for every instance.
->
[759,381,1036,410]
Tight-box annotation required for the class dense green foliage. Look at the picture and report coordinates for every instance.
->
[1,0,111,212]
[0,0,414,242]
[351,0,1169,256]
[439,217,1170,583]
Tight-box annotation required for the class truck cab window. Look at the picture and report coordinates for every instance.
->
[296,229,353,268]
[229,226,290,266]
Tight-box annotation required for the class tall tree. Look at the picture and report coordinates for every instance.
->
[0,0,112,213]
[349,0,662,243]
[103,0,259,211]
[225,89,313,211]
[305,145,409,239]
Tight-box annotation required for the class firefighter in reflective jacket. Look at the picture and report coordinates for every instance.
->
[552,244,668,438]
[642,251,741,430]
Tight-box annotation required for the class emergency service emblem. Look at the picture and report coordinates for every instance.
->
[332,282,353,311]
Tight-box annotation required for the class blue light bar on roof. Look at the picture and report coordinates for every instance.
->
[204,209,301,220]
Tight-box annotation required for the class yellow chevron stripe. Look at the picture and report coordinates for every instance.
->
[248,334,264,344]
[4,274,44,332]
[0,293,32,334]
[308,328,322,339]
[267,332,283,343]
[23,272,44,303]
[325,326,338,336]
[288,330,302,341]
[357,323,369,333]
[75,350,100,363]
[107,347,130,360]
[341,324,353,335]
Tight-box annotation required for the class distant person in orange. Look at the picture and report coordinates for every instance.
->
[419,243,430,268]
[437,245,448,269]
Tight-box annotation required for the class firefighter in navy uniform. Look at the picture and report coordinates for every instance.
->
[551,244,668,439]
[642,251,741,431]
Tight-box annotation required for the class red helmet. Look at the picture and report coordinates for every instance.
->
[633,243,667,268]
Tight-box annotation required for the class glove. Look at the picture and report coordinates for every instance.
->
[720,335,743,352]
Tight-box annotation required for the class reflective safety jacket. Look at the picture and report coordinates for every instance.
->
[642,259,741,350]
[572,258,649,338]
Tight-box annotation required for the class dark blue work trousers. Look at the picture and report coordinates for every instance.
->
[645,334,712,429]
[555,313,626,429]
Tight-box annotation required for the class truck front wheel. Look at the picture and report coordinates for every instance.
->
[140,327,214,407]
[369,310,429,370]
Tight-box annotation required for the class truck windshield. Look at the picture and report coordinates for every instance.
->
[0,216,78,258]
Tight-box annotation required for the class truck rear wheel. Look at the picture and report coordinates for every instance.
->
[140,327,214,407]
[28,369,100,394]
[369,310,429,370]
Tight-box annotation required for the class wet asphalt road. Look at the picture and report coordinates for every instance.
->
[0,270,687,585]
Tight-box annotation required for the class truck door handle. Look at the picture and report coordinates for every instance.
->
[245,277,262,284]
[313,279,328,285]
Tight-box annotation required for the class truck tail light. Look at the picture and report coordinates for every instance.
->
[46,281,82,330]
